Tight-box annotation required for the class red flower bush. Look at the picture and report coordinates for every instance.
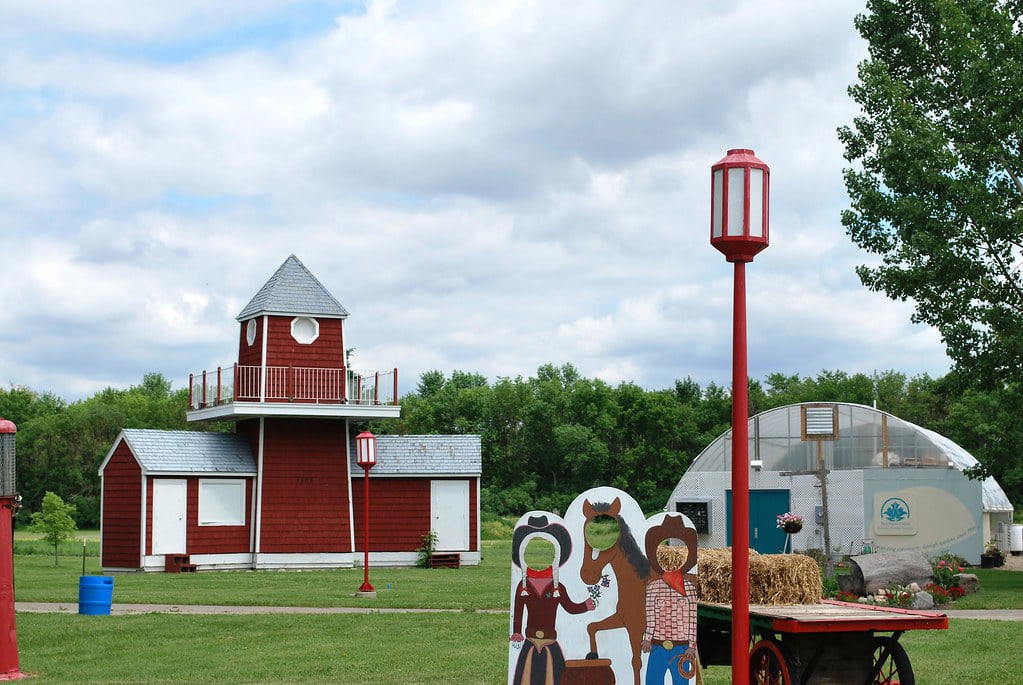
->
[926,583,965,604]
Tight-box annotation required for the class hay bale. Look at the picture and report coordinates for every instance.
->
[694,548,821,605]
[655,544,691,571]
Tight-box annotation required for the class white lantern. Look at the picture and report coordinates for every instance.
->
[710,148,770,263]
[355,431,376,468]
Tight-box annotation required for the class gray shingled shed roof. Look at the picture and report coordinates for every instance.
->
[349,435,482,476]
[236,254,350,321]
[117,429,256,475]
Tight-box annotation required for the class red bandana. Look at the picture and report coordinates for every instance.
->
[526,567,553,578]
[662,569,686,595]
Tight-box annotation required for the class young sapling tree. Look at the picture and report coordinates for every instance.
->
[30,491,77,566]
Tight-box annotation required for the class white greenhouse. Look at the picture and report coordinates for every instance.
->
[667,402,1014,564]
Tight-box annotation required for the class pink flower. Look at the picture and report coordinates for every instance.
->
[938,561,946,567]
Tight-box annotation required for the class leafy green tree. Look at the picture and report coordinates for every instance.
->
[30,491,77,566]
[839,0,1023,381]
[0,386,65,427]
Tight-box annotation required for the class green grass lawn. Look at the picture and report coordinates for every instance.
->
[14,529,101,541]
[14,541,514,609]
[946,567,1023,609]
[15,541,1023,611]
[13,613,1016,683]
[13,529,101,558]
[17,611,507,683]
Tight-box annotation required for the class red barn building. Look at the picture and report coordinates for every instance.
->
[98,255,481,571]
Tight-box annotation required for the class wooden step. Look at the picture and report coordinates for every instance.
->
[164,554,193,573]
[429,552,460,568]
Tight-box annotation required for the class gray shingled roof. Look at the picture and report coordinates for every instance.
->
[236,254,350,321]
[349,435,482,476]
[121,429,256,474]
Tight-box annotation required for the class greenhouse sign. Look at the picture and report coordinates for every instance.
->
[874,493,916,536]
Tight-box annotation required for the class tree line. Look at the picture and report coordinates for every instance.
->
[369,364,1021,515]
[2,365,1018,527]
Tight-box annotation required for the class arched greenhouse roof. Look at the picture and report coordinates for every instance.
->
[687,402,1013,513]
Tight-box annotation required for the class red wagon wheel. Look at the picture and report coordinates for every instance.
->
[749,639,800,685]
[871,636,915,685]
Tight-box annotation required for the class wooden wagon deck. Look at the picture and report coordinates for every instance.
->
[699,599,949,634]
[697,600,948,682]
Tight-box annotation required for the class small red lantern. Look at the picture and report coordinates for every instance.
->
[355,431,376,469]
[354,431,377,596]
[710,148,770,263]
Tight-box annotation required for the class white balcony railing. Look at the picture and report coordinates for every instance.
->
[188,364,398,410]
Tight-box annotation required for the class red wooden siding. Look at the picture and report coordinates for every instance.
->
[238,317,262,367]
[470,478,478,550]
[352,477,478,552]
[259,419,351,553]
[147,480,154,556]
[351,478,428,552]
[145,477,253,555]
[101,441,142,568]
[264,316,343,369]
[236,419,260,455]
[187,478,253,554]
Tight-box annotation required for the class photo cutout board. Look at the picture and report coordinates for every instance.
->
[508,486,700,685]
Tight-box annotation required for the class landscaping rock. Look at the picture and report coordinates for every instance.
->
[909,582,921,593]
[954,573,980,595]
[911,591,934,610]
[844,551,933,595]
[837,574,860,595]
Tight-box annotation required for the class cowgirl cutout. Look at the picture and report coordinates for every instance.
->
[510,514,595,685]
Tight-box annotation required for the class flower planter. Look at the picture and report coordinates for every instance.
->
[782,522,803,534]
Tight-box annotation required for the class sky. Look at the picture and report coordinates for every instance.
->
[0,0,950,400]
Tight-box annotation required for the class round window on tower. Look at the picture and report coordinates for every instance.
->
[291,317,319,344]
[246,319,257,346]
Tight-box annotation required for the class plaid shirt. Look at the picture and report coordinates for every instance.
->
[643,577,697,644]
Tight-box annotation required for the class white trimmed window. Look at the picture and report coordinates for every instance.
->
[198,479,246,526]
[291,316,319,344]
[246,319,257,346]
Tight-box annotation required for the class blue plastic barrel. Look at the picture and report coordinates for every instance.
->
[78,575,114,615]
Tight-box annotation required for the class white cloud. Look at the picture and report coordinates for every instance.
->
[0,0,950,400]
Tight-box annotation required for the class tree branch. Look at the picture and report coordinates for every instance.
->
[968,216,1023,314]
[1000,155,1023,199]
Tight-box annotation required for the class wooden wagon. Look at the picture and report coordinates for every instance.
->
[697,600,948,684]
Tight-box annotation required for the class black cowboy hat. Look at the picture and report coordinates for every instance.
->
[511,515,573,569]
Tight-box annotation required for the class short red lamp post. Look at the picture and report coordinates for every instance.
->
[355,431,377,598]
[710,148,770,685]
[0,419,25,680]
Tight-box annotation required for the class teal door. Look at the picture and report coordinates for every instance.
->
[726,489,791,554]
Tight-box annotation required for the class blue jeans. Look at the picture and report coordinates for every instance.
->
[645,644,693,685]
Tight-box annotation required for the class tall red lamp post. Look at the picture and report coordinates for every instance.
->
[355,431,377,598]
[710,149,769,685]
[0,419,25,680]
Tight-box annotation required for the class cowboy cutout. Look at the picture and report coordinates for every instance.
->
[641,515,700,685]
[511,514,596,685]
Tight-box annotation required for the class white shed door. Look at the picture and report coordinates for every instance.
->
[152,479,187,554]
[431,480,469,551]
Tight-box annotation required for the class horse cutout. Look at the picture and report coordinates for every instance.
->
[506,487,700,685]
[579,496,652,685]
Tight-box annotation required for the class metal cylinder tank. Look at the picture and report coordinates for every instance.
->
[0,419,14,497]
